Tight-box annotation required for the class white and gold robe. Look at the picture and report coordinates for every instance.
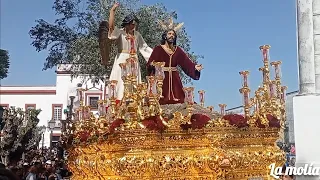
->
[108,27,153,100]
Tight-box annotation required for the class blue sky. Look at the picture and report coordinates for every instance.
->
[0,0,297,108]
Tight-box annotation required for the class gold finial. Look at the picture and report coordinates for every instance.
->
[259,44,271,50]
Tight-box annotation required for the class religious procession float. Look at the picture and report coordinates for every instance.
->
[60,42,287,179]
[59,9,287,178]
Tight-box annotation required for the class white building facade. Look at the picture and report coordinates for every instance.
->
[0,64,108,148]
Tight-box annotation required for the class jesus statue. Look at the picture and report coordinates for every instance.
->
[146,18,203,105]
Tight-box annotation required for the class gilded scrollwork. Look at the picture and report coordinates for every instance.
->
[65,45,287,180]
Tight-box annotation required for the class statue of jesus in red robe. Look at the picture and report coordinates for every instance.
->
[147,29,203,105]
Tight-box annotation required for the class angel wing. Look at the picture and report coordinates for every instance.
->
[98,21,113,67]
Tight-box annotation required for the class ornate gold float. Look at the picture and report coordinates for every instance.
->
[62,45,287,180]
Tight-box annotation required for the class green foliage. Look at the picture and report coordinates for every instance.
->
[29,0,203,84]
[0,107,42,164]
[0,49,10,80]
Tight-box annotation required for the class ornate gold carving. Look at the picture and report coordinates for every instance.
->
[64,45,286,179]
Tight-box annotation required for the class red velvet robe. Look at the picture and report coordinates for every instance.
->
[147,45,200,105]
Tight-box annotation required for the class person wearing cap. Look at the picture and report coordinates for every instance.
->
[106,2,153,102]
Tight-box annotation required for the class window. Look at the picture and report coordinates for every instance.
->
[52,135,60,142]
[24,104,36,126]
[52,105,62,122]
[85,92,102,110]
[89,96,99,109]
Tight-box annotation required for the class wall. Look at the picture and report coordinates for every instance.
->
[0,64,107,148]
[285,91,298,144]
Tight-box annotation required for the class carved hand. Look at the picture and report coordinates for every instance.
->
[195,64,203,71]
[111,2,119,11]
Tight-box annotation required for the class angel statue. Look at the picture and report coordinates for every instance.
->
[98,2,153,102]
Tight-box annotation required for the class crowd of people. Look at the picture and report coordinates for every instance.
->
[0,148,72,180]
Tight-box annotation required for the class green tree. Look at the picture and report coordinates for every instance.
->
[29,0,202,84]
[0,107,42,165]
[0,49,10,80]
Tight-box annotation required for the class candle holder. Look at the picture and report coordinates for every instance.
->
[147,76,157,97]
[147,76,157,116]
[259,45,271,85]
[271,61,282,99]
[198,90,205,107]
[119,63,128,80]
[126,57,138,79]
[183,87,195,105]
[239,87,251,118]
[183,87,195,121]
[239,71,250,87]
[269,80,277,99]
[258,67,268,84]
[108,80,118,116]
[270,61,282,80]
[97,100,106,116]
[109,80,118,99]
[153,62,165,78]
[153,62,165,98]
[218,104,227,116]
[259,45,271,62]
[239,71,251,118]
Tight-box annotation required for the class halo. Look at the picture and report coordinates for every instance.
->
[158,17,184,32]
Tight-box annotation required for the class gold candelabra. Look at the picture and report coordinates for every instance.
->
[238,45,287,130]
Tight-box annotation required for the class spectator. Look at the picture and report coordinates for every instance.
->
[25,166,37,180]
[290,144,296,155]
[280,164,295,180]
[0,168,19,180]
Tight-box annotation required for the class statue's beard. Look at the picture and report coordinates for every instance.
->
[166,37,175,44]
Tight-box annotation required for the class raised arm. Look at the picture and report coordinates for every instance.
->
[108,3,120,39]
[177,47,202,80]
